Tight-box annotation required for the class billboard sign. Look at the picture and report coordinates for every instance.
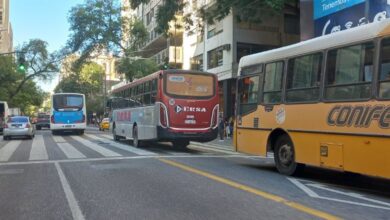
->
[314,0,365,19]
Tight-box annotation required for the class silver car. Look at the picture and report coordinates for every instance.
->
[3,116,35,140]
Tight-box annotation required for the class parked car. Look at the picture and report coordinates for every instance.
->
[36,113,50,130]
[99,118,110,131]
[3,116,35,140]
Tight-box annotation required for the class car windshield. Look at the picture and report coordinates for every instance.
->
[38,114,50,119]
[9,117,28,123]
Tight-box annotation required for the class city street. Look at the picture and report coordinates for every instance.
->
[0,128,388,220]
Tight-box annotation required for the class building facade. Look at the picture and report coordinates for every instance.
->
[0,0,13,53]
[183,1,300,119]
[121,0,300,120]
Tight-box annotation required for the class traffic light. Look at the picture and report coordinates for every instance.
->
[18,55,26,72]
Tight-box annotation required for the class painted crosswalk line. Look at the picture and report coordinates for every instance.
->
[71,136,122,157]
[57,142,86,159]
[85,134,157,156]
[0,140,22,162]
[52,135,67,143]
[29,135,49,160]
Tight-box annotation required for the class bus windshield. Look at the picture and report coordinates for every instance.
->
[165,73,215,98]
[53,94,83,111]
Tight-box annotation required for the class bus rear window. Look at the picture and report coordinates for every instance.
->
[53,95,83,111]
[165,73,215,98]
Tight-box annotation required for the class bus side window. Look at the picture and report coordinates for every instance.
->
[238,75,260,114]
[325,42,374,101]
[379,38,390,99]
[286,53,322,102]
[263,61,284,104]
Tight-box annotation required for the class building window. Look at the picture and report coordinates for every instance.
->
[146,8,154,25]
[207,21,223,39]
[0,11,3,25]
[190,54,203,71]
[207,48,223,69]
[236,43,276,63]
[284,14,300,35]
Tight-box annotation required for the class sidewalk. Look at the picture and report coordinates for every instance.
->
[190,137,235,153]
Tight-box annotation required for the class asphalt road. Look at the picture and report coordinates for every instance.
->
[0,128,389,220]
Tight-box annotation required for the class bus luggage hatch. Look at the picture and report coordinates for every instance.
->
[319,143,344,170]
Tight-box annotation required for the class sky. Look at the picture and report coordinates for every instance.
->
[10,0,84,92]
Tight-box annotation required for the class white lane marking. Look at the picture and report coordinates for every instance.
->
[288,178,390,211]
[188,144,241,155]
[0,168,24,175]
[0,155,260,166]
[55,162,85,220]
[58,143,86,159]
[307,183,390,207]
[101,134,113,140]
[71,136,121,157]
[85,134,156,156]
[0,140,22,161]
[52,135,67,143]
[29,135,48,160]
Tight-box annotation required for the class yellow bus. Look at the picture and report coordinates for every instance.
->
[235,19,390,179]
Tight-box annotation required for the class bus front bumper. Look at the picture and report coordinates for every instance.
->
[157,126,218,143]
[51,123,86,130]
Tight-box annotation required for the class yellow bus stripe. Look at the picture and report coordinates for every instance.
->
[159,158,341,220]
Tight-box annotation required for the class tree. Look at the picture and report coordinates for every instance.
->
[9,39,59,100]
[67,0,158,81]
[55,61,105,115]
[116,58,159,82]
[0,55,47,115]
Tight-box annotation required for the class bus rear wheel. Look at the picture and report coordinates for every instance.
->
[274,134,304,176]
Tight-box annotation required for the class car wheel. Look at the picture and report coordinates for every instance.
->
[113,125,120,141]
[274,134,305,176]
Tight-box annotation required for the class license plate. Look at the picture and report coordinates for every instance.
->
[64,125,72,128]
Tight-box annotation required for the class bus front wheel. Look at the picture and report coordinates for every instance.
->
[274,134,304,176]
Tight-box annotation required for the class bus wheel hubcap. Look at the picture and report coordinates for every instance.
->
[279,144,293,166]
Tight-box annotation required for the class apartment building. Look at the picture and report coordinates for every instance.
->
[121,0,183,68]
[122,0,300,119]
[0,0,13,53]
[183,1,301,119]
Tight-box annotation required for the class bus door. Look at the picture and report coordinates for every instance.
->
[236,69,263,153]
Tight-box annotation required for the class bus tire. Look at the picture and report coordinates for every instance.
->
[274,134,304,176]
[132,125,141,148]
[173,140,189,149]
[51,130,57,135]
[78,130,84,135]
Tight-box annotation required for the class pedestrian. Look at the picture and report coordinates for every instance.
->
[225,118,230,139]
[218,116,225,141]
[229,117,234,138]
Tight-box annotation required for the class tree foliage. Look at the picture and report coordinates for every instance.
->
[0,55,47,114]
[10,39,59,100]
[55,62,105,114]
[67,0,154,81]
[116,58,158,82]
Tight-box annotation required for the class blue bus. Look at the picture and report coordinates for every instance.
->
[50,93,86,135]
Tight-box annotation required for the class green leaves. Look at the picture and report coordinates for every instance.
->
[116,57,159,82]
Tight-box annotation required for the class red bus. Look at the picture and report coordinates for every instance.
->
[107,70,219,148]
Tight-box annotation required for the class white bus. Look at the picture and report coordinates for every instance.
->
[50,93,86,135]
